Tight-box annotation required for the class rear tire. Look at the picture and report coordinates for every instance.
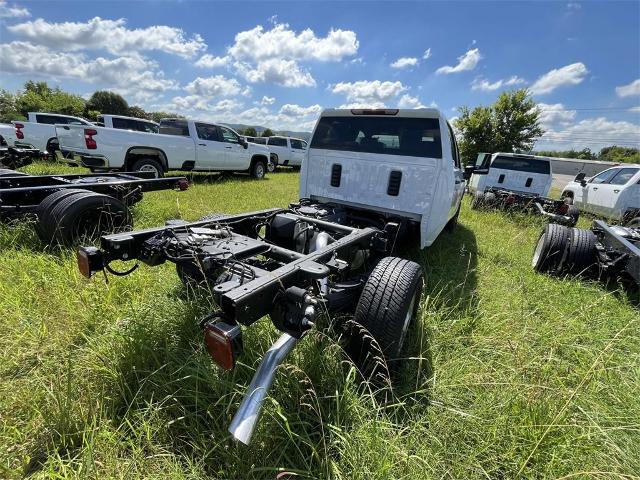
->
[348,257,424,378]
[36,188,93,239]
[532,223,570,273]
[38,191,132,245]
[561,228,597,276]
[132,158,164,178]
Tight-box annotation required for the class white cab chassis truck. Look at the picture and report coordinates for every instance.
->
[56,118,271,178]
[561,165,640,224]
[465,152,580,226]
[77,107,465,445]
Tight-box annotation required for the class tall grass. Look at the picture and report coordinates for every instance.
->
[1,163,638,479]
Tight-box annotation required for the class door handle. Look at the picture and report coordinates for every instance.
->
[455,180,462,184]
[225,146,232,149]
[592,187,598,190]
[613,189,620,193]
[198,143,206,146]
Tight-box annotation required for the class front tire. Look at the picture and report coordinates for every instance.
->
[250,160,266,179]
[349,257,424,377]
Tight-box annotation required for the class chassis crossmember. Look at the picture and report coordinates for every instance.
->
[78,200,403,444]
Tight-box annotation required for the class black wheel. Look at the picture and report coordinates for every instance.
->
[39,192,132,245]
[132,158,164,178]
[561,228,597,276]
[565,205,580,227]
[0,168,28,177]
[562,195,574,205]
[471,191,484,209]
[626,217,640,228]
[250,160,266,179]
[267,156,277,173]
[532,223,570,273]
[349,257,424,377]
[36,188,93,239]
[46,139,60,156]
[445,202,461,232]
[483,191,496,207]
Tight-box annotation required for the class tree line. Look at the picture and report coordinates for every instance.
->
[1,81,637,162]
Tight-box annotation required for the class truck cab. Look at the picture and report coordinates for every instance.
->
[562,165,640,222]
[265,136,307,167]
[300,108,465,248]
[467,152,553,197]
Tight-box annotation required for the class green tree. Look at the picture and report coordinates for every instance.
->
[128,105,150,120]
[598,146,640,164]
[454,89,544,165]
[243,126,258,137]
[261,128,274,137]
[0,89,24,122]
[147,111,183,123]
[86,91,129,116]
[15,81,85,117]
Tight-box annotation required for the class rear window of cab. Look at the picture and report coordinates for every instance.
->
[491,155,551,174]
[311,116,442,159]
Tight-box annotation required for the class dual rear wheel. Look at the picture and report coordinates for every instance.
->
[532,223,598,276]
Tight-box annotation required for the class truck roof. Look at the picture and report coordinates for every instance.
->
[319,108,442,119]
[28,112,85,119]
[100,114,158,124]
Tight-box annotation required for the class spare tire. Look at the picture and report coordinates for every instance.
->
[532,223,570,273]
[561,228,597,276]
[40,192,132,245]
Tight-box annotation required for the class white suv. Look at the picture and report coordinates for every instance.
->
[562,165,640,223]
[265,136,307,168]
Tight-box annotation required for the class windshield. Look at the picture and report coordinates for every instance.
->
[311,116,442,159]
[491,155,550,174]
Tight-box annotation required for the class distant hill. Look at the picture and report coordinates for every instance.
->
[222,123,312,141]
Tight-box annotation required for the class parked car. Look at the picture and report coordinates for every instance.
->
[244,136,277,172]
[56,118,271,178]
[77,107,465,445]
[532,220,639,288]
[561,165,640,224]
[264,136,307,168]
[12,112,93,154]
[94,114,159,133]
[466,152,579,225]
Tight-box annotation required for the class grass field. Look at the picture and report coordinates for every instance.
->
[1,163,638,479]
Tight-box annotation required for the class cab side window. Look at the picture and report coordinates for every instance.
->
[195,123,221,142]
[608,168,640,185]
[291,139,303,149]
[447,122,461,168]
[590,169,618,184]
[220,126,240,144]
[269,137,287,147]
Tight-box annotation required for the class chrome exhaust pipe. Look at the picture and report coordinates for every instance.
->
[229,333,299,445]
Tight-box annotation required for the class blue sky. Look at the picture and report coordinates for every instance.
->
[1,0,639,150]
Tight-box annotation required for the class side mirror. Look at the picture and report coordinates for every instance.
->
[240,138,248,149]
[574,172,587,186]
[463,164,475,180]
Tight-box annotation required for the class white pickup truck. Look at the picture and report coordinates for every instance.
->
[246,136,307,169]
[302,107,466,247]
[561,165,640,224]
[57,118,271,178]
[13,112,93,154]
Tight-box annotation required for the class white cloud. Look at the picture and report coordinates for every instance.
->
[168,95,243,113]
[423,48,432,60]
[629,106,640,113]
[566,2,581,10]
[184,75,243,97]
[471,75,526,91]
[436,48,481,74]
[398,94,426,108]
[331,80,407,105]
[390,57,418,69]
[235,58,316,87]
[195,54,229,68]
[616,79,640,97]
[228,23,358,62]
[529,62,588,95]
[538,117,640,151]
[278,103,322,118]
[260,96,275,105]
[223,22,358,88]
[0,41,177,96]
[0,0,30,18]
[537,103,577,128]
[8,17,206,58]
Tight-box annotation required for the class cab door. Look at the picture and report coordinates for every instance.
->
[194,122,230,170]
[447,122,465,216]
[582,168,619,215]
[590,167,640,219]
[218,126,248,169]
